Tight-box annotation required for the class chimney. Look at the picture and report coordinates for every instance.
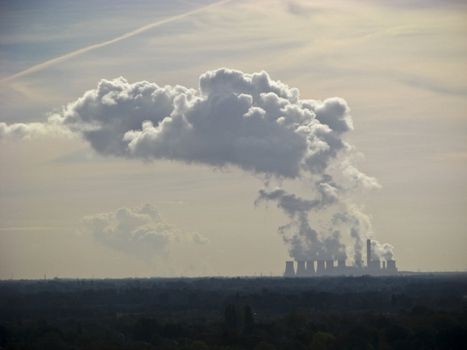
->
[325,259,334,271]
[316,260,326,274]
[366,239,371,268]
[296,260,306,277]
[306,260,315,275]
[284,261,295,277]
[382,261,386,270]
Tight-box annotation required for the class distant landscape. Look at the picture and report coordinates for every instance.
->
[1,274,466,349]
[1,1,466,349]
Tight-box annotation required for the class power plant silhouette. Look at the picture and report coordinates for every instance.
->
[284,239,398,277]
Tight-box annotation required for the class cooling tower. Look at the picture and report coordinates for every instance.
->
[366,239,371,268]
[316,260,325,274]
[284,261,295,277]
[337,258,346,268]
[386,259,397,272]
[306,260,315,275]
[296,260,306,277]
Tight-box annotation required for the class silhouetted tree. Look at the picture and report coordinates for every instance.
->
[224,303,238,331]
[133,317,159,342]
[243,304,254,333]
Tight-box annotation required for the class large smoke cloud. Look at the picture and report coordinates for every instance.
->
[1,68,394,264]
[43,69,352,178]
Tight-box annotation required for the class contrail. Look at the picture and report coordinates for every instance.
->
[1,0,230,84]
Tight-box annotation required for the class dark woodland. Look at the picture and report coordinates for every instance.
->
[1,274,466,349]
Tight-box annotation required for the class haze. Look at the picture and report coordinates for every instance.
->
[0,0,466,279]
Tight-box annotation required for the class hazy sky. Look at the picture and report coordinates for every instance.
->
[1,0,466,278]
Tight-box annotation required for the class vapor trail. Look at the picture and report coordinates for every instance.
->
[0,0,230,84]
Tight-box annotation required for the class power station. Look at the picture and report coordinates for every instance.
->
[283,239,398,277]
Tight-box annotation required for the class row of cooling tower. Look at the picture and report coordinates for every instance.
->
[284,240,398,277]
[283,258,397,276]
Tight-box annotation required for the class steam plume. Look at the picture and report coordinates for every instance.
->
[1,68,394,263]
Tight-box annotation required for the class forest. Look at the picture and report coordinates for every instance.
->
[1,273,466,349]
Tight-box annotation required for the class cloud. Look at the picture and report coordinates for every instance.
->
[2,68,393,264]
[256,179,338,218]
[81,204,208,261]
[23,68,351,179]
[287,2,308,16]
[192,232,210,245]
[0,116,70,140]
[2,68,354,179]
[285,1,322,17]
[371,240,395,260]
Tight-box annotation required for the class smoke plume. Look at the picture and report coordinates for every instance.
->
[1,68,394,263]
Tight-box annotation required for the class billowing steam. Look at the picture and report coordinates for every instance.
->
[372,240,395,261]
[1,68,394,264]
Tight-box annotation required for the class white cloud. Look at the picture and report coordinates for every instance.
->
[81,204,208,261]
[39,68,354,179]
[0,117,71,140]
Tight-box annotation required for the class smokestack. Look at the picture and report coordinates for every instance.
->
[296,260,306,277]
[382,261,386,270]
[325,259,334,271]
[284,261,295,277]
[306,260,315,275]
[316,260,325,274]
[366,239,371,268]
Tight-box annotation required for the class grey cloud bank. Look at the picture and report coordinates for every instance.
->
[1,68,393,264]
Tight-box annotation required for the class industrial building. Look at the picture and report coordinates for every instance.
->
[283,239,398,277]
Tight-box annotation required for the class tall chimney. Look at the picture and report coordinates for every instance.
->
[284,261,295,277]
[325,259,334,271]
[366,239,371,268]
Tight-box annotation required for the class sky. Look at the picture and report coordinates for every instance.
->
[0,0,466,278]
